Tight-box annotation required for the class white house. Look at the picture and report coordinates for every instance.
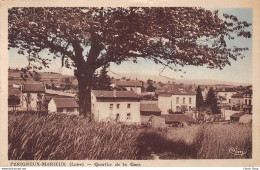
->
[158,83,196,114]
[114,80,143,95]
[20,83,46,110]
[48,98,79,115]
[91,90,141,123]
[216,88,236,107]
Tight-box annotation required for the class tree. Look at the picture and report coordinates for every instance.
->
[8,8,251,118]
[8,95,20,111]
[146,84,156,92]
[146,78,156,92]
[205,87,221,114]
[196,86,204,108]
[93,66,111,90]
[62,77,73,89]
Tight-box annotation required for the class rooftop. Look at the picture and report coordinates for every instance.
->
[115,80,142,87]
[140,104,161,113]
[231,93,244,98]
[22,83,45,93]
[230,113,244,118]
[52,98,79,108]
[158,84,196,95]
[92,90,141,99]
[160,114,196,123]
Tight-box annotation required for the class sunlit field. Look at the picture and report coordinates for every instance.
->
[8,113,252,160]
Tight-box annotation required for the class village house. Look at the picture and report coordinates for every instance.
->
[231,92,244,111]
[114,80,143,95]
[20,83,46,110]
[91,90,141,123]
[216,88,236,108]
[242,89,252,114]
[48,98,79,115]
[158,83,196,114]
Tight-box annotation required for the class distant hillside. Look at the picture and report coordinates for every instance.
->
[107,71,251,86]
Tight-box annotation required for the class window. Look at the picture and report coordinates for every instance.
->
[127,104,131,108]
[183,97,185,104]
[176,97,179,104]
[176,106,180,112]
[110,104,113,109]
[57,108,63,112]
[249,99,251,105]
[67,108,74,112]
[189,106,192,111]
[116,113,120,121]
[117,104,120,109]
[229,99,231,103]
[245,99,247,105]
[127,113,131,119]
[189,97,192,104]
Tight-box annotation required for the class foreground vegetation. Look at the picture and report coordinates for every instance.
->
[8,113,252,160]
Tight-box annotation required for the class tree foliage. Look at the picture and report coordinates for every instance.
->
[8,7,251,116]
[205,87,221,114]
[196,86,204,108]
[92,66,112,90]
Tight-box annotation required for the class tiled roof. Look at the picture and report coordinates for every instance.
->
[244,89,252,94]
[22,83,45,93]
[160,114,196,123]
[115,81,142,87]
[140,104,161,113]
[232,93,244,98]
[158,84,196,95]
[92,90,141,99]
[53,98,79,108]
[230,113,244,118]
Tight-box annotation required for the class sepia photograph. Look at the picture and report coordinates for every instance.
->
[1,1,260,167]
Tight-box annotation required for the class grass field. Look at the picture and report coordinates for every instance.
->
[8,113,252,160]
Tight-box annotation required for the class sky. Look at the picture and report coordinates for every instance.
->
[8,8,253,84]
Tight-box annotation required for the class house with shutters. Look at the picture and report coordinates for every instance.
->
[48,98,79,115]
[216,88,236,108]
[242,89,252,114]
[231,92,244,111]
[20,83,46,110]
[91,90,141,123]
[158,83,196,114]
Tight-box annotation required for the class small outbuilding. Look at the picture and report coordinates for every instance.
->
[48,98,79,115]
[140,104,161,116]
[230,113,244,122]
[160,114,196,127]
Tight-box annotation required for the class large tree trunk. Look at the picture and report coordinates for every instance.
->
[77,77,91,119]
[75,66,96,120]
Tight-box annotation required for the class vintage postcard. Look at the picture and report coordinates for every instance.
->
[0,0,260,167]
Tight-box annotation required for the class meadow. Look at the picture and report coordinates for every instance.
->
[8,113,252,160]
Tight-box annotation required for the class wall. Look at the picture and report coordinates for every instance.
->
[171,95,196,112]
[217,91,236,104]
[91,93,140,123]
[20,92,45,110]
[48,99,57,113]
[158,94,196,114]
[158,95,172,114]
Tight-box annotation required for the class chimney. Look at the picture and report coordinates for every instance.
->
[113,89,117,97]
